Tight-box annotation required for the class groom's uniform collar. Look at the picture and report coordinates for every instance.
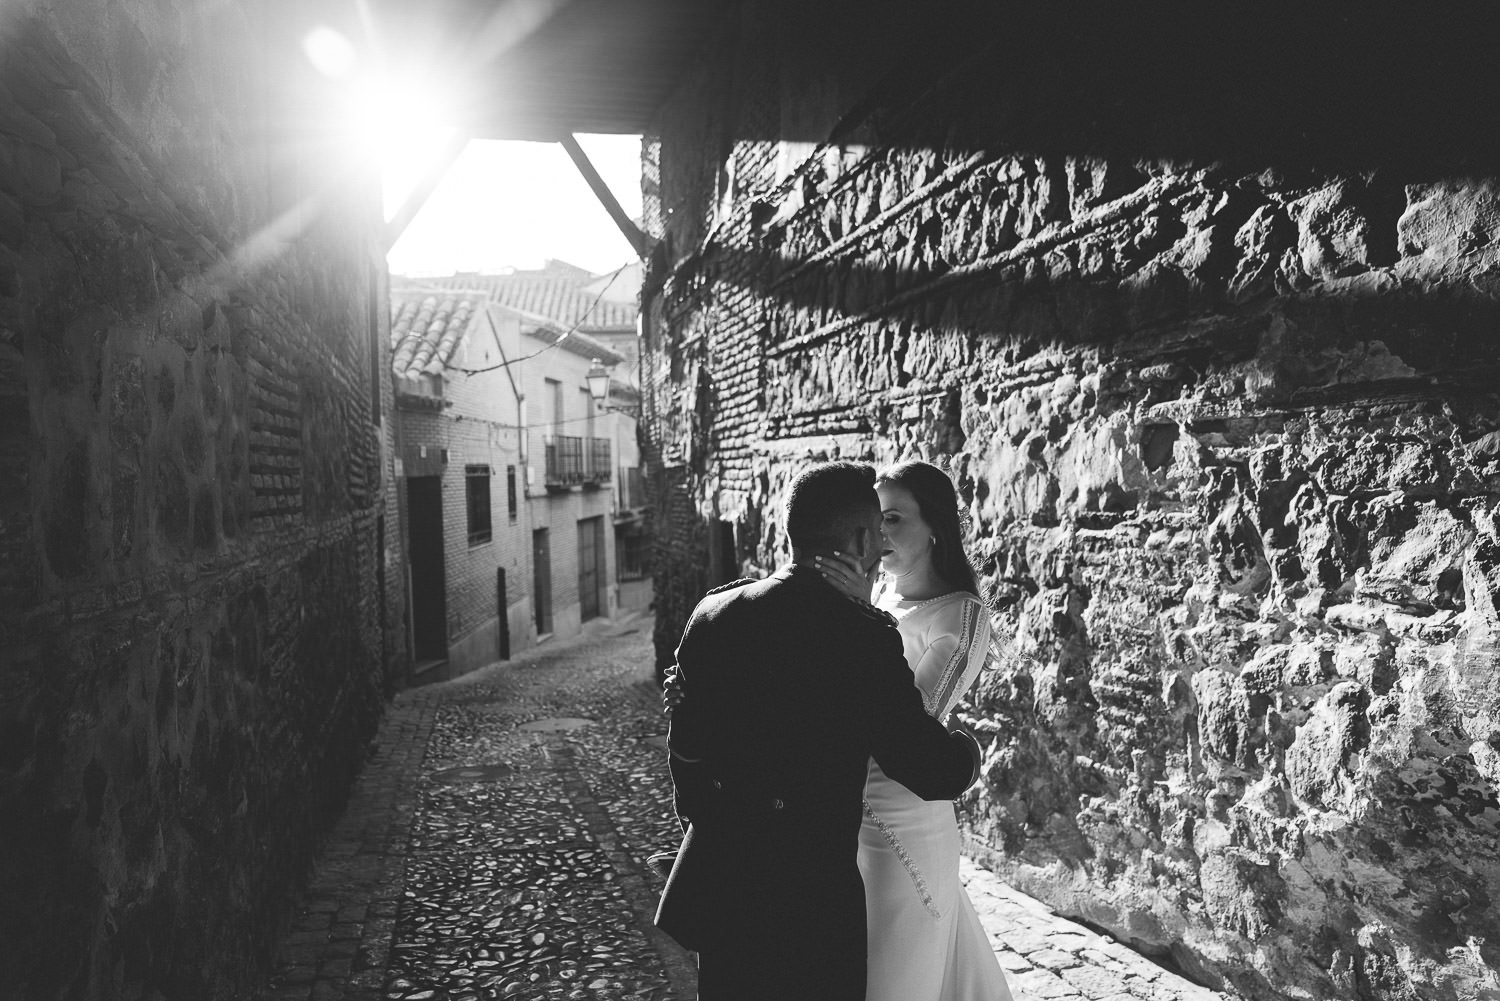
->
[777,563,897,627]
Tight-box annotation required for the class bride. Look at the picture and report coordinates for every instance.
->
[816,460,1012,1001]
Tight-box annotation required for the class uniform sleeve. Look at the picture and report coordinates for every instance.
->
[865,624,977,801]
[911,596,992,720]
[666,613,713,830]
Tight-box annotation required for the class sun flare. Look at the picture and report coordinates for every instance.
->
[348,78,463,220]
[302,25,463,221]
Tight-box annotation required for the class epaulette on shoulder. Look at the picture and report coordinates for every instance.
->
[846,595,899,629]
[704,577,757,597]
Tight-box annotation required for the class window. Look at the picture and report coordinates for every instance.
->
[617,531,647,580]
[466,465,492,545]
[506,465,518,522]
[620,466,645,509]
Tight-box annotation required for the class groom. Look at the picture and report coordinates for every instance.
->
[656,460,980,1000]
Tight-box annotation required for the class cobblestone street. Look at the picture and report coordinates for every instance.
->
[257,613,1226,1001]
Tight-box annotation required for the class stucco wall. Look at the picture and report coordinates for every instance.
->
[642,8,1500,999]
[0,6,392,998]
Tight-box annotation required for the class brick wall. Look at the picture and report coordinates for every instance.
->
[643,8,1500,999]
[0,6,394,999]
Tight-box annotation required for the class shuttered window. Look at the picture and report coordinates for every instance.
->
[466,465,492,545]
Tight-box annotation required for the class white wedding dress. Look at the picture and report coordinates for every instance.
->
[859,587,1012,1001]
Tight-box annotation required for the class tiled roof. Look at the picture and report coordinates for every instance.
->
[390,294,481,380]
[420,261,638,332]
[389,283,624,375]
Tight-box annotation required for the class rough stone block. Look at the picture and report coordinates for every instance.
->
[1014,966,1086,999]
[1059,963,1135,1000]
[1031,947,1086,971]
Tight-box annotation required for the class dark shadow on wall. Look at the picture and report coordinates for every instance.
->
[734,2,1500,176]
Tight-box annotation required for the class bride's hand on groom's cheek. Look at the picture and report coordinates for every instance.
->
[815,551,875,603]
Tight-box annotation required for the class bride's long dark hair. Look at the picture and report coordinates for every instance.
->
[875,460,979,597]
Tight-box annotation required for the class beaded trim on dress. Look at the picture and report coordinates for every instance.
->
[866,587,989,919]
[863,798,942,920]
[925,595,989,719]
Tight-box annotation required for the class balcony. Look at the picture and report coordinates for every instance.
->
[544,435,612,488]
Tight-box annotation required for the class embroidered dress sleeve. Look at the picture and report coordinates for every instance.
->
[911,595,992,720]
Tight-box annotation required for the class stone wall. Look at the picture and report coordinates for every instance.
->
[0,5,394,999]
[642,7,1500,999]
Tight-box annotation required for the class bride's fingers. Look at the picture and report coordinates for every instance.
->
[814,557,852,590]
[833,550,865,573]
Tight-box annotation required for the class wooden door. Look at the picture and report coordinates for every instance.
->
[578,516,605,622]
[532,529,552,635]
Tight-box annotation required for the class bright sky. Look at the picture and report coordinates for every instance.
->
[296,24,642,278]
[384,135,645,277]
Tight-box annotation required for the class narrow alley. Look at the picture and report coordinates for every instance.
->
[254,614,1225,1001]
[9,6,1500,1000]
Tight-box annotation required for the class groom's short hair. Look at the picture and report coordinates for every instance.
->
[785,461,879,553]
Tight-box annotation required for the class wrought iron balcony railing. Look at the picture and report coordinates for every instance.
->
[590,437,612,479]
[544,436,612,487]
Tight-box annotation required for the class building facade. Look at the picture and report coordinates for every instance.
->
[390,273,642,678]
[421,261,653,618]
[389,292,532,679]
[518,324,625,641]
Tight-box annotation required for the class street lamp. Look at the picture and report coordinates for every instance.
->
[586,358,612,404]
[586,358,639,417]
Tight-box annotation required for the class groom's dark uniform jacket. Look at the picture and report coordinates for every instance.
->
[657,565,978,1001]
